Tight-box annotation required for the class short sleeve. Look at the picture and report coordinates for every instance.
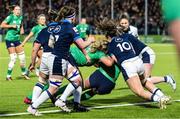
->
[31,26,37,34]
[71,27,81,41]
[3,15,12,23]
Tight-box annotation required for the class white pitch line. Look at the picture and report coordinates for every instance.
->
[0,99,180,117]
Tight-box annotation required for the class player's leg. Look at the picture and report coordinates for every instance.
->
[142,48,176,90]
[27,55,67,115]
[5,41,17,80]
[35,49,43,76]
[55,63,88,112]
[122,58,170,109]
[15,42,29,79]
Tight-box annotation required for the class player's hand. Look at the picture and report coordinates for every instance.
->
[11,24,17,29]
[29,64,35,72]
[20,42,25,47]
[87,35,95,43]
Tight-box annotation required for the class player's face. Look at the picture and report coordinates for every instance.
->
[72,17,76,23]
[120,18,129,31]
[13,6,21,16]
[81,18,86,24]
[38,16,46,25]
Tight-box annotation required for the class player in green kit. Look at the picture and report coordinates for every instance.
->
[21,14,46,76]
[161,0,180,61]
[0,5,29,80]
[76,18,90,40]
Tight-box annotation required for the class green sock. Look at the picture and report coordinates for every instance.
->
[54,85,68,97]
[21,67,26,74]
[27,93,32,100]
[7,69,13,77]
[43,84,49,90]
[81,90,96,101]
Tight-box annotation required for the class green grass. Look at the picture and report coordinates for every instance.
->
[0,42,180,118]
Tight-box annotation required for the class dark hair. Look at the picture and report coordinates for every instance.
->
[9,5,20,11]
[119,13,130,21]
[55,6,76,22]
[48,9,58,21]
[96,18,124,38]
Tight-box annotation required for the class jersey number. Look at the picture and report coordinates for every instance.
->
[116,42,132,52]
[48,34,59,48]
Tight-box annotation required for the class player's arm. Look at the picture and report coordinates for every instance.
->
[99,56,114,67]
[21,32,34,47]
[0,21,16,29]
[30,42,41,71]
[75,39,91,62]
[72,27,94,62]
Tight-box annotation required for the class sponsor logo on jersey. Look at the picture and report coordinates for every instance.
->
[53,25,61,33]
[115,37,123,42]
[47,26,55,33]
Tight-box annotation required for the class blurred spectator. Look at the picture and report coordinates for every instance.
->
[0,0,166,35]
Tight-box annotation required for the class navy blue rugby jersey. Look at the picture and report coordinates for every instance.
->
[51,19,81,59]
[34,22,58,52]
[108,33,137,65]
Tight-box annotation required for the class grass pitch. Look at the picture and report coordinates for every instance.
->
[0,42,180,118]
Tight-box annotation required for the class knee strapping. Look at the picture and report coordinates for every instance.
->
[67,69,80,82]
[8,53,17,69]
[49,78,62,88]
[18,51,26,65]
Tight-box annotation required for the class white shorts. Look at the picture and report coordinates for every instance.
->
[39,52,52,75]
[139,46,156,64]
[47,54,69,76]
[121,56,144,80]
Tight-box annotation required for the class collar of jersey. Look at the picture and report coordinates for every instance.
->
[61,19,72,23]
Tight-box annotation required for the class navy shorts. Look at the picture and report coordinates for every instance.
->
[5,40,21,48]
[51,56,68,76]
[89,70,115,94]
[68,54,78,68]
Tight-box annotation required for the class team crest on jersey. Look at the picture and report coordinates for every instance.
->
[115,37,123,42]
[53,25,61,33]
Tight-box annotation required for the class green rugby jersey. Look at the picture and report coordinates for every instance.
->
[98,64,120,83]
[4,14,23,41]
[76,23,89,39]
[70,46,106,66]
[31,24,46,40]
[161,0,180,23]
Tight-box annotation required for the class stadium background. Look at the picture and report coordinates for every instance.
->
[0,0,170,43]
[0,0,180,118]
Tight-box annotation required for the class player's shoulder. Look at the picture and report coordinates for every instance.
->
[129,25,138,31]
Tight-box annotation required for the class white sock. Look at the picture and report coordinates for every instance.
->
[60,83,76,102]
[73,86,82,103]
[153,88,164,97]
[32,91,50,108]
[152,94,160,102]
[32,83,44,103]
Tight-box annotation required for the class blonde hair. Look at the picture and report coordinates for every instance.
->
[37,14,46,21]
[90,38,111,53]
